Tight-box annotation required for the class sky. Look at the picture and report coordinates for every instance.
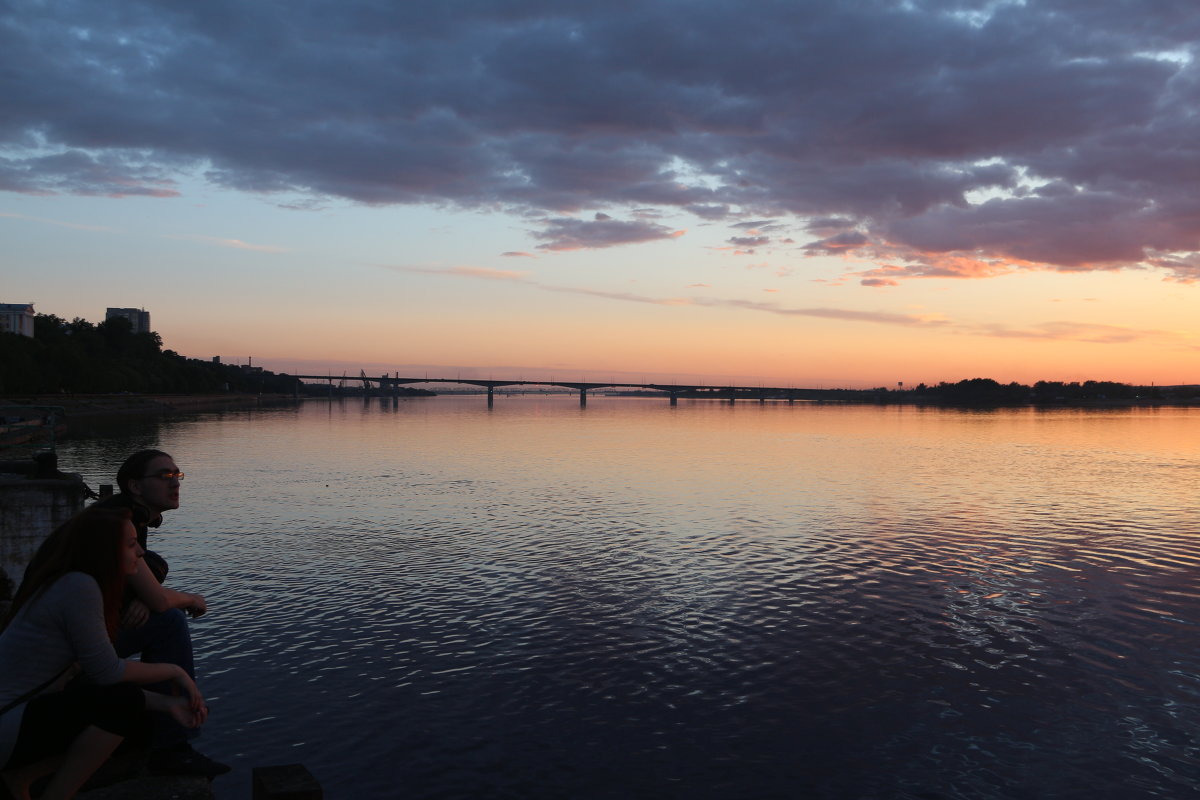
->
[3,0,1199,388]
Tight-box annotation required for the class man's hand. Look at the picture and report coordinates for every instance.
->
[186,594,208,618]
[121,598,150,628]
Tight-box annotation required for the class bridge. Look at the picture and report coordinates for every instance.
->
[287,373,875,407]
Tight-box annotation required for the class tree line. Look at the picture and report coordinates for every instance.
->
[874,377,1197,405]
[0,314,299,395]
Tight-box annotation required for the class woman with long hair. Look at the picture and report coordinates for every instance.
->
[0,506,207,800]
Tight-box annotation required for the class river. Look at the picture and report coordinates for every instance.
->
[56,397,1200,799]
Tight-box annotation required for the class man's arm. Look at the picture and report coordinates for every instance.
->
[127,558,207,616]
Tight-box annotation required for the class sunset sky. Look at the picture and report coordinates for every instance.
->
[3,0,1199,388]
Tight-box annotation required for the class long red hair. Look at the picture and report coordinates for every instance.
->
[2,506,132,639]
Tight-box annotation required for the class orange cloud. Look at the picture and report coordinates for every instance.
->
[213,238,288,253]
[445,266,530,281]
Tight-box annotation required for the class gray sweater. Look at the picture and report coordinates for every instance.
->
[0,572,127,767]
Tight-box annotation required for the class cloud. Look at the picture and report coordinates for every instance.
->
[542,285,691,306]
[447,266,529,281]
[398,260,1190,346]
[395,265,530,282]
[401,263,948,328]
[501,251,536,258]
[804,231,870,254]
[1146,251,1200,283]
[692,296,949,327]
[0,211,112,232]
[532,215,685,251]
[728,235,770,248]
[852,252,1021,286]
[964,321,1174,345]
[213,238,287,253]
[685,204,731,220]
[4,2,1200,280]
[170,234,288,253]
[0,149,181,197]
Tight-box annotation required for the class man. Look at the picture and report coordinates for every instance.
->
[93,449,230,778]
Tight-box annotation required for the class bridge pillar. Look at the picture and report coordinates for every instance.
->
[487,387,494,407]
[669,393,678,406]
[579,388,587,407]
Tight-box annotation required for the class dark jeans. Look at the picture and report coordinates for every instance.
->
[114,609,196,748]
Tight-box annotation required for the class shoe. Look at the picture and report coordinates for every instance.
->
[147,743,232,778]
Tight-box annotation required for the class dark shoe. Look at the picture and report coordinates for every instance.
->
[147,743,232,778]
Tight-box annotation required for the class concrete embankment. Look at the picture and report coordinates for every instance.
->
[0,455,87,604]
[81,773,213,799]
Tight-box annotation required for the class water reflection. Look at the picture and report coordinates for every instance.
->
[55,399,1200,799]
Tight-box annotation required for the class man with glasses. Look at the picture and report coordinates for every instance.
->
[92,449,229,778]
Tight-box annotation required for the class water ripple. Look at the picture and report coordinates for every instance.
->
[55,400,1200,799]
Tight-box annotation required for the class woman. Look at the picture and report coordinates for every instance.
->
[0,507,207,800]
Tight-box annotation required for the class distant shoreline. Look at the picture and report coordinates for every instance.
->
[5,392,1199,428]
[1,393,301,421]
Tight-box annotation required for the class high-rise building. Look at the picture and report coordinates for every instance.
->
[105,307,152,334]
[0,303,35,337]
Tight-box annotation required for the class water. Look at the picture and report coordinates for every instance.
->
[56,398,1200,798]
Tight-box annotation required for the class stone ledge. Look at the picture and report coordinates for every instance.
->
[80,774,213,800]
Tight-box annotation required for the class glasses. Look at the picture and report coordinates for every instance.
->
[143,471,185,481]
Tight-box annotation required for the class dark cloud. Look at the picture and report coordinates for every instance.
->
[805,231,870,254]
[0,150,181,197]
[3,0,1200,278]
[805,217,858,233]
[686,204,732,220]
[727,235,770,248]
[532,216,684,251]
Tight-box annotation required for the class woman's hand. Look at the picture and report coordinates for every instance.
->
[172,667,206,714]
[161,694,208,729]
[143,684,209,729]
